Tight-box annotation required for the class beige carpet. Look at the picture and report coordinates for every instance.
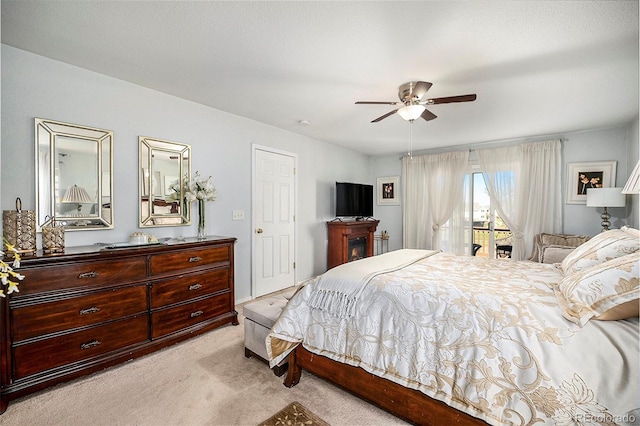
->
[0,293,408,426]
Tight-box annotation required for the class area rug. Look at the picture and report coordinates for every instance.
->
[259,401,331,426]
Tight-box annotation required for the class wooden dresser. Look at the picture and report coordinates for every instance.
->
[0,236,237,414]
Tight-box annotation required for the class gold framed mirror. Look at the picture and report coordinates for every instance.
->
[139,136,191,227]
[35,118,114,230]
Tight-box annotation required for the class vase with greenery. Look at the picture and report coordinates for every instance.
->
[185,171,218,240]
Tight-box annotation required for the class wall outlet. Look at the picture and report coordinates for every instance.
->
[232,210,245,221]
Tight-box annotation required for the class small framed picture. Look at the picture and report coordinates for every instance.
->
[377,176,400,205]
[566,161,617,204]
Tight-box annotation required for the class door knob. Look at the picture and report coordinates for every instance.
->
[256,228,263,234]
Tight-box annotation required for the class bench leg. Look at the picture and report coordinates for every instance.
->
[245,347,288,376]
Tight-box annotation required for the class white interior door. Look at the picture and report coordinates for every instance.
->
[252,146,296,297]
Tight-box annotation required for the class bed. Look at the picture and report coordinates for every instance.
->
[267,227,640,425]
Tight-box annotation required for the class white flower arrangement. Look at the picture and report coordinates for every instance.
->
[0,238,24,297]
[166,171,218,203]
[185,171,218,202]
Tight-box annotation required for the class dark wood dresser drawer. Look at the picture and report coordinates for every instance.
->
[151,292,231,339]
[18,257,147,295]
[149,269,229,309]
[149,245,230,276]
[11,286,148,342]
[13,315,148,379]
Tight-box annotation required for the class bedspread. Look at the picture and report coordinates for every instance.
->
[267,250,639,426]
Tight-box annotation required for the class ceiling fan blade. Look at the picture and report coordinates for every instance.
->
[427,94,477,105]
[408,81,432,100]
[371,109,398,123]
[355,101,400,105]
[421,109,437,121]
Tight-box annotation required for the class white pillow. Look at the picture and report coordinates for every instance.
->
[556,251,639,326]
[540,245,576,264]
[560,227,640,275]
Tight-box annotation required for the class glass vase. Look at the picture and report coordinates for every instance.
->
[197,199,206,240]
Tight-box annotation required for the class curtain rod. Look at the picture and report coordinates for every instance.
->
[399,134,568,160]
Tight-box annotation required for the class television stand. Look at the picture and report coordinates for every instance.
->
[326,220,379,270]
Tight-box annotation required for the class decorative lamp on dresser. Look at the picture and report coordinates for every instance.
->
[0,236,237,414]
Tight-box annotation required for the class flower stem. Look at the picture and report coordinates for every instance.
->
[197,199,206,240]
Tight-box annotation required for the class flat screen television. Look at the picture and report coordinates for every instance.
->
[335,182,374,219]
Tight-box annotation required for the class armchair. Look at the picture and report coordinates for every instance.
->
[528,233,591,263]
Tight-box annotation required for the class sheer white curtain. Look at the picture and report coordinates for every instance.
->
[476,140,562,260]
[402,151,470,252]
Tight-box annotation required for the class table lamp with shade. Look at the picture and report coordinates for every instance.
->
[586,187,626,232]
[62,184,93,215]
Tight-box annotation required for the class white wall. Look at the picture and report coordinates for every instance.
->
[562,125,636,234]
[1,45,372,302]
[371,123,639,243]
[371,155,404,252]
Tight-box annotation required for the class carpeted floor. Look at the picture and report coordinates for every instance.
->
[0,289,408,426]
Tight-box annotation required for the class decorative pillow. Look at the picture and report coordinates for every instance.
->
[540,245,577,264]
[596,299,639,321]
[541,233,590,247]
[560,227,640,275]
[556,252,639,326]
[621,225,640,239]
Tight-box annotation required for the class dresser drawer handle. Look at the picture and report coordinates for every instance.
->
[188,256,202,263]
[188,283,202,291]
[190,310,204,318]
[79,306,101,315]
[80,340,102,350]
[78,271,99,279]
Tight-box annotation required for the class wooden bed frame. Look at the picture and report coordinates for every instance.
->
[283,345,487,425]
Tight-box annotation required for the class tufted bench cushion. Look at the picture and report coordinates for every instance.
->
[243,288,297,376]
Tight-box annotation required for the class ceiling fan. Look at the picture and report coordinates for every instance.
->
[355,81,476,123]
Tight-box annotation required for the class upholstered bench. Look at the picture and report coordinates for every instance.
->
[243,288,296,376]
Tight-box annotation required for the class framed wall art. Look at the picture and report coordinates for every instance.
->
[566,161,617,204]
[377,176,400,205]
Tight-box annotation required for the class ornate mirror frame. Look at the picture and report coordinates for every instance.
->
[35,118,114,230]
[139,136,191,227]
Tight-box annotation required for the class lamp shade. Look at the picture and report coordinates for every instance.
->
[62,185,93,204]
[586,187,626,207]
[397,104,425,121]
[621,160,640,194]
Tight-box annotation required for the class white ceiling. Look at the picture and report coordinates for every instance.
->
[2,1,638,156]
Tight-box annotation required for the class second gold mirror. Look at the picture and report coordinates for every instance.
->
[139,136,191,227]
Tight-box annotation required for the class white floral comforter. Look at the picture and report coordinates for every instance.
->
[267,250,639,426]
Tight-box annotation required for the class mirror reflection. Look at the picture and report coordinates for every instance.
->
[139,136,191,227]
[35,118,114,230]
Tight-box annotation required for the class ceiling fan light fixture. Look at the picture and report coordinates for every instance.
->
[397,104,425,121]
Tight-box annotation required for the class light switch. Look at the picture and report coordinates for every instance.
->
[232,210,245,221]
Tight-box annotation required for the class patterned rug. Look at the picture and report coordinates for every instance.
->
[259,401,330,426]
